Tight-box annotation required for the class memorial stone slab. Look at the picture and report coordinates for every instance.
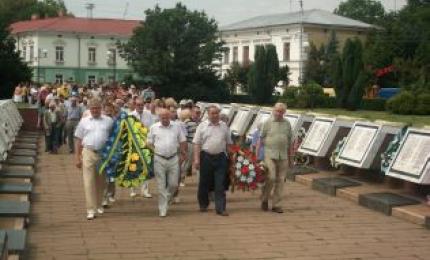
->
[335,122,389,169]
[298,117,343,157]
[284,113,304,137]
[246,109,271,141]
[386,128,430,184]
[312,177,361,196]
[12,143,37,150]
[4,230,26,254]
[10,149,37,157]
[0,201,30,217]
[359,192,420,215]
[220,104,237,126]
[0,105,18,135]
[4,156,35,167]
[0,231,7,260]
[230,107,255,137]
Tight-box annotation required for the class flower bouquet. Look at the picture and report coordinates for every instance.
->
[98,112,153,188]
[229,145,265,192]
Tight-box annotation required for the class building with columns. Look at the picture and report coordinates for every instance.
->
[10,16,140,85]
[218,9,375,86]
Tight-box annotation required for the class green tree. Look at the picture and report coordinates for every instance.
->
[248,45,280,104]
[0,0,69,27]
[278,65,290,86]
[331,38,369,110]
[303,42,325,85]
[224,62,251,93]
[0,25,32,99]
[334,0,385,25]
[120,3,228,101]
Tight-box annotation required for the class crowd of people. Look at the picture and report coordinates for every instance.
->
[14,82,292,220]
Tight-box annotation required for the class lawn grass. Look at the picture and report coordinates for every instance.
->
[289,108,430,127]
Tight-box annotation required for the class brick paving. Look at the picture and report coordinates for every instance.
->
[26,141,430,260]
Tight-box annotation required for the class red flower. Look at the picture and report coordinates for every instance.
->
[249,182,257,190]
[230,145,241,153]
[241,166,249,175]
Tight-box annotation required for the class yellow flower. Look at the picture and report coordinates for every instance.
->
[129,163,137,172]
[141,128,148,135]
[131,153,139,162]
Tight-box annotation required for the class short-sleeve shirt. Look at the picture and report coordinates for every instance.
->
[130,110,155,128]
[193,120,232,155]
[74,115,113,151]
[260,117,292,160]
[147,121,186,157]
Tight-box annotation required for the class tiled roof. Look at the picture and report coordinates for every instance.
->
[10,16,141,37]
[220,9,375,31]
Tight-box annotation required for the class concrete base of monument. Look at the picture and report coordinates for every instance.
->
[358,192,420,216]
[312,177,361,196]
[312,157,334,171]
[391,204,430,226]
[14,137,38,144]
[0,165,34,179]
[9,149,37,158]
[295,171,342,187]
[12,143,37,150]
[286,166,319,181]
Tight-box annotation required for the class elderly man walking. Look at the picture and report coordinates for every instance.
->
[193,104,232,216]
[147,108,187,217]
[75,98,113,220]
[65,95,82,153]
[257,102,292,213]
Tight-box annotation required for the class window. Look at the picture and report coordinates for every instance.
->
[29,46,34,61]
[242,46,249,66]
[283,42,290,61]
[88,47,96,63]
[223,48,230,64]
[56,46,64,63]
[22,46,27,61]
[55,74,63,84]
[88,75,96,85]
[107,48,116,65]
[232,46,238,63]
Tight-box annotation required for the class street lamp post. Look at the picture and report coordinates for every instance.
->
[36,48,48,84]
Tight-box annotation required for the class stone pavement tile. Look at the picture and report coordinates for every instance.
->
[24,138,430,259]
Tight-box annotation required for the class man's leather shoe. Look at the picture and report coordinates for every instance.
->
[272,207,284,213]
[199,208,208,212]
[261,201,269,211]
[217,211,229,216]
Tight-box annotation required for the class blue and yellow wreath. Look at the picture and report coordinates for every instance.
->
[97,112,153,188]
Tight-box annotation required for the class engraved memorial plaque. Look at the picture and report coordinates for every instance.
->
[336,122,382,168]
[230,108,253,136]
[246,110,271,139]
[299,118,334,155]
[386,129,430,183]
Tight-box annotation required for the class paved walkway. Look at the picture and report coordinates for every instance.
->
[26,142,430,260]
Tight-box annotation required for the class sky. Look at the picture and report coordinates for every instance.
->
[63,0,407,26]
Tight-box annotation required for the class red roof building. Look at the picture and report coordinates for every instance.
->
[10,17,142,84]
[10,16,141,37]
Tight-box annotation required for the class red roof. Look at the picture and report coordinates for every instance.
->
[10,17,141,37]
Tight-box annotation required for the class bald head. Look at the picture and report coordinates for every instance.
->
[158,108,171,126]
[273,102,287,121]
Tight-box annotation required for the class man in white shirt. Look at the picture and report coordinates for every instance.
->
[147,108,187,217]
[129,97,154,198]
[75,98,113,220]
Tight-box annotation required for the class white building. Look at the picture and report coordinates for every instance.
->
[10,16,140,85]
[218,9,375,86]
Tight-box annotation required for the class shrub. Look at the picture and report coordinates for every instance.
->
[320,96,337,108]
[279,82,325,109]
[415,93,430,115]
[360,98,386,111]
[386,91,416,114]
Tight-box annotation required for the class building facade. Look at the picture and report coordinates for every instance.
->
[218,9,374,86]
[10,16,140,85]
